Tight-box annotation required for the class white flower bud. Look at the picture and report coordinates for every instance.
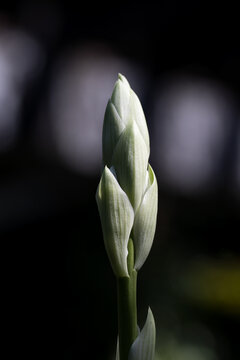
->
[96,166,134,277]
[97,74,158,276]
[103,74,150,169]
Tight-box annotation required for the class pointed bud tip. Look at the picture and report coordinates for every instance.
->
[118,73,125,81]
[147,307,154,319]
[117,73,130,86]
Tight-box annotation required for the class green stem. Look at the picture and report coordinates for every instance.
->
[117,238,138,360]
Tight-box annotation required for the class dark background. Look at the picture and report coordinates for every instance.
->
[0,1,239,359]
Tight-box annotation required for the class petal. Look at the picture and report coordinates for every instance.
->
[112,121,149,211]
[128,308,156,360]
[128,89,150,154]
[102,100,125,166]
[96,166,134,277]
[133,165,158,270]
[111,74,130,125]
[115,337,119,360]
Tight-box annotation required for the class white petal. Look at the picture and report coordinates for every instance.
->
[111,74,130,126]
[128,308,156,360]
[133,165,158,270]
[103,100,125,166]
[96,166,134,277]
[115,337,119,360]
[112,121,149,211]
[129,89,150,153]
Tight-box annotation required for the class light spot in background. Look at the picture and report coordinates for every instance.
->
[0,26,44,151]
[152,76,233,193]
[49,44,147,174]
[178,257,240,314]
[155,320,218,360]
[156,341,218,360]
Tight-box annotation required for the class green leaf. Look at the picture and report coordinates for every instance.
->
[128,308,156,360]
[96,166,134,277]
[112,121,149,211]
[133,165,158,270]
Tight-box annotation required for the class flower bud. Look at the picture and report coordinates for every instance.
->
[102,74,150,170]
[96,166,134,277]
[97,74,158,276]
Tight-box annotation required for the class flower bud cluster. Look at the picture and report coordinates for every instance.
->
[96,74,158,277]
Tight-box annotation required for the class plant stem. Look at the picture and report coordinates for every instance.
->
[117,238,138,360]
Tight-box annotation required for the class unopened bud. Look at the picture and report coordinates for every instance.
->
[97,74,158,276]
[103,74,150,211]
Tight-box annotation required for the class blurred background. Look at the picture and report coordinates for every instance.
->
[0,1,239,359]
